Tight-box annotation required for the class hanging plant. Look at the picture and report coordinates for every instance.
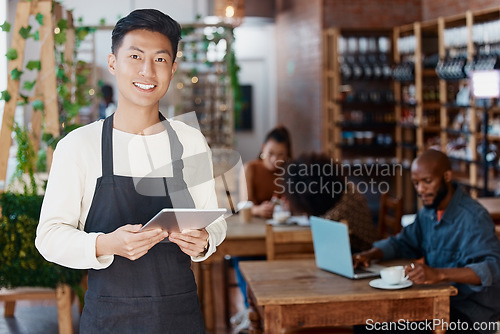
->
[12,122,38,196]
[0,4,94,296]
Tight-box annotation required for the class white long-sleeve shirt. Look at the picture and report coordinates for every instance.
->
[36,118,226,270]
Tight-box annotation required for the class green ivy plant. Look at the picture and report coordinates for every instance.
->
[0,5,93,295]
[12,123,38,195]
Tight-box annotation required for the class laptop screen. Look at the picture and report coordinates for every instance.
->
[310,216,355,278]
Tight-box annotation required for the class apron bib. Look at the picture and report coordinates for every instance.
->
[80,114,205,334]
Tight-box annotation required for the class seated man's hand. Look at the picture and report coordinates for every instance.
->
[405,261,441,284]
[352,252,371,268]
[352,248,384,268]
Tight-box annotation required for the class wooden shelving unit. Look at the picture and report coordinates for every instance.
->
[173,23,235,148]
[322,28,396,163]
[322,28,397,216]
[392,7,500,206]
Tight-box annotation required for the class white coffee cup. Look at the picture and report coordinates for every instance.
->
[273,210,291,223]
[380,266,409,285]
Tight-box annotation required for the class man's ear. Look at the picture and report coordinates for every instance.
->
[172,62,177,76]
[107,53,116,75]
[443,170,453,183]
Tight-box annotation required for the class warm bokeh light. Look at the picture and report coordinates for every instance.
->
[225,5,235,18]
[54,27,60,34]
[176,82,184,89]
[191,76,199,84]
[88,88,95,96]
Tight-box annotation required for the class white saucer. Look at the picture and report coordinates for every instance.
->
[369,278,413,290]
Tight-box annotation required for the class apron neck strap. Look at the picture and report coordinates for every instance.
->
[101,115,114,176]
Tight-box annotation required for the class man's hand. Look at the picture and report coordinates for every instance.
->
[352,248,384,268]
[405,260,481,285]
[169,228,210,257]
[353,253,371,268]
[96,224,167,260]
[405,262,442,284]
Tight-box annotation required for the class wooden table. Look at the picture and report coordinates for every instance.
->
[240,259,458,334]
[197,214,267,332]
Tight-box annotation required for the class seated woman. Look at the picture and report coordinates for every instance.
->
[239,126,292,218]
[282,152,378,253]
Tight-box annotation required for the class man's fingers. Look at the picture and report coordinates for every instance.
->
[121,224,143,232]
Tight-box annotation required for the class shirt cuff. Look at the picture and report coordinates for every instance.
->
[191,225,217,262]
[465,262,492,290]
[86,232,114,269]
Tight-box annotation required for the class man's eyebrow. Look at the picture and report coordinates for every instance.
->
[128,46,144,53]
[156,49,172,57]
[127,46,172,57]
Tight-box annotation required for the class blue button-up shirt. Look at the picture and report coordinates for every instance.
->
[374,185,500,333]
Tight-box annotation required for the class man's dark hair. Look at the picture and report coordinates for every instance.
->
[111,9,182,61]
[283,153,345,216]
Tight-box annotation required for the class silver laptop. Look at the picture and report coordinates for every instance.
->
[310,216,384,279]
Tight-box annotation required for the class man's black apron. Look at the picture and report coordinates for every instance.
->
[80,114,205,333]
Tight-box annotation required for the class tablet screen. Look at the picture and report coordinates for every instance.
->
[140,208,226,233]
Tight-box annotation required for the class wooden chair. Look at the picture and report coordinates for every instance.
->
[266,224,315,261]
[378,193,404,238]
[0,284,74,334]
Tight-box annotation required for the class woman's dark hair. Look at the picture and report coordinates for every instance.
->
[259,125,293,159]
[111,9,181,61]
[283,152,345,216]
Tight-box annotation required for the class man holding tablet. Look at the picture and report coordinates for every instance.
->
[35,9,226,333]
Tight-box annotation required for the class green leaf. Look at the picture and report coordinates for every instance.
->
[1,90,11,102]
[10,68,23,80]
[76,74,87,85]
[54,31,66,45]
[57,19,68,30]
[32,30,39,41]
[26,60,41,71]
[0,21,11,32]
[19,25,32,39]
[63,101,80,117]
[32,100,44,112]
[22,80,37,91]
[75,28,89,42]
[18,95,29,106]
[35,13,44,26]
[99,18,106,26]
[6,48,18,61]
[56,67,65,79]
[57,84,69,98]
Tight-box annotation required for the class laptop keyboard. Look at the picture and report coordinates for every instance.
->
[354,267,373,275]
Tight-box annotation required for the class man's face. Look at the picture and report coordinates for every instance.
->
[411,162,448,209]
[107,29,177,111]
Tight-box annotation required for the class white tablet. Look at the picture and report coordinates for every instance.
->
[140,208,226,233]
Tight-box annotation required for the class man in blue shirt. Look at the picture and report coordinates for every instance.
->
[354,149,500,334]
